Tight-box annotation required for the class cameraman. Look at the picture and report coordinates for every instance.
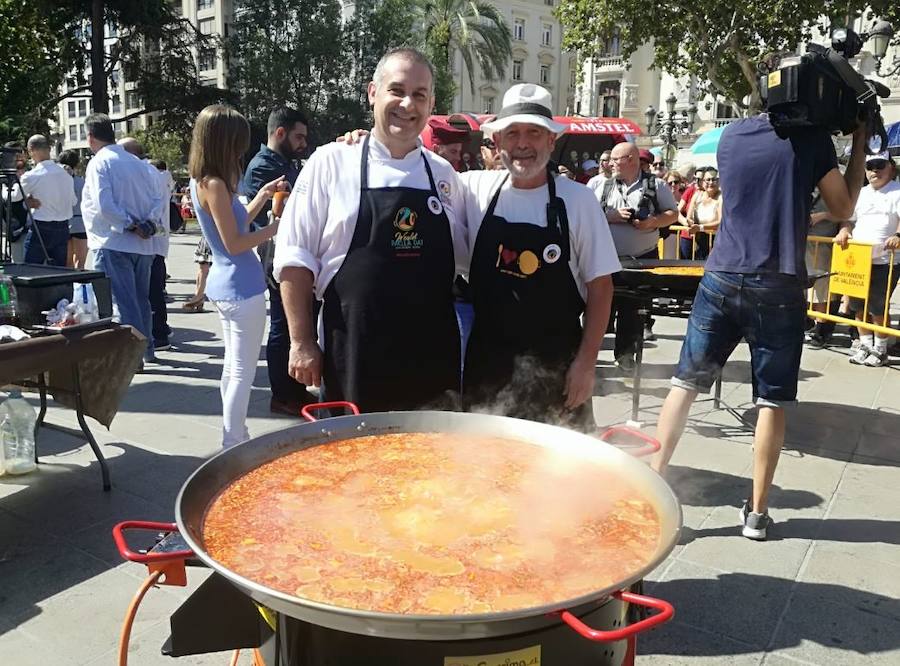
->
[595,142,677,368]
[651,112,867,540]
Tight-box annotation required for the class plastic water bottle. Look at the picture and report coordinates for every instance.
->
[0,391,37,475]
[0,270,17,326]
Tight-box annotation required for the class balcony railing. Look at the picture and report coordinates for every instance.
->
[595,56,624,70]
[713,118,737,128]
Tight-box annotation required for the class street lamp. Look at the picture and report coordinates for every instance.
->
[645,95,698,168]
[865,20,898,78]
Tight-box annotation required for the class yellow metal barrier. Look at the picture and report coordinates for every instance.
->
[806,235,898,339]
[658,225,717,260]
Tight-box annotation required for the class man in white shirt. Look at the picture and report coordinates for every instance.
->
[81,114,164,362]
[458,84,620,429]
[275,48,467,412]
[20,135,77,266]
[592,141,678,368]
[845,153,900,367]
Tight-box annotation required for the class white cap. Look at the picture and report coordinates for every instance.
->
[480,84,567,136]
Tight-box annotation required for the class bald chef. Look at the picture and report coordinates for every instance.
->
[274,48,467,412]
[459,84,620,429]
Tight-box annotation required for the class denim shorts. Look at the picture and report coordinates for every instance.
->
[672,271,807,407]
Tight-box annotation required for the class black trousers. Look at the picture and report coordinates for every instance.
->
[150,254,169,344]
[612,249,659,358]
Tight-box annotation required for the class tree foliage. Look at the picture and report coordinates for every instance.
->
[556,0,900,113]
[227,0,344,140]
[0,0,78,140]
[133,125,187,174]
[415,0,513,113]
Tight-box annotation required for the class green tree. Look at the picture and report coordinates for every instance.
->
[133,125,188,175]
[227,0,344,139]
[0,0,78,140]
[414,0,513,113]
[556,1,900,113]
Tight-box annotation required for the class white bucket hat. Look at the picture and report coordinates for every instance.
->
[480,84,567,136]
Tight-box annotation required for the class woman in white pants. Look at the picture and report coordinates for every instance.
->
[188,105,285,447]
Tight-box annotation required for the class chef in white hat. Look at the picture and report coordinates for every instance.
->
[459,84,621,429]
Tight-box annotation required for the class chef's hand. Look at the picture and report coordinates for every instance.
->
[289,340,323,387]
[834,227,852,250]
[563,355,595,410]
[336,129,369,145]
[885,234,900,252]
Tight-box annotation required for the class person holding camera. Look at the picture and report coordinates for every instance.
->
[651,111,868,540]
[593,141,678,369]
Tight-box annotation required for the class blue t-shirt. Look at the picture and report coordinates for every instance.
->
[241,145,300,227]
[190,179,266,302]
[705,115,837,280]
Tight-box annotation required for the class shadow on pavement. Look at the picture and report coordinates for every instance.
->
[642,573,900,657]
[665,464,824,510]
[679,517,900,545]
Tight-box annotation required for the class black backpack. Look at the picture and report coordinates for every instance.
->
[169,201,184,233]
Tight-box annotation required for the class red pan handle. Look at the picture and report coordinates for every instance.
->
[112,521,194,563]
[560,590,674,642]
[598,426,661,457]
[300,401,361,422]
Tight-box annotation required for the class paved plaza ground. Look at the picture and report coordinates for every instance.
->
[1,228,898,665]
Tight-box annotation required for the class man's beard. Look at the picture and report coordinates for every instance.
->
[276,138,300,161]
[500,150,549,180]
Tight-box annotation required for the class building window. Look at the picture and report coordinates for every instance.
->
[78,99,88,117]
[68,125,77,142]
[110,68,120,87]
[197,0,214,10]
[715,102,737,119]
[600,30,621,57]
[540,64,550,85]
[513,18,525,41]
[483,96,494,113]
[544,0,553,5]
[126,90,140,109]
[67,100,76,117]
[106,22,117,38]
[199,18,215,35]
[111,95,121,114]
[199,48,216,72]
[569,68,578,89]
[78,124,87,141]
[126,120,135,133]
[542,24,552,47]
[512,59,523,81]
[597,80,620,117]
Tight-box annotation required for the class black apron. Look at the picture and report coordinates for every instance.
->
[322,136,460,412]
[464,170,591,429]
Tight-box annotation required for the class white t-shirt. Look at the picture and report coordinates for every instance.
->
[853,181,900,265]
[459,170,621,300]
[21,160,77,222]
[274,136,467,299]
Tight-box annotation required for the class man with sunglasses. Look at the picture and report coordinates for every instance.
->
[651,111,869,541]
[845,152,900,367]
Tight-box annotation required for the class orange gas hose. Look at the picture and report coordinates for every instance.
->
[118,569,163,666]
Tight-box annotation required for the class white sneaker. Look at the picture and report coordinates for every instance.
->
[849,344,871,365]
[739,502,771,540]
[864,349,888,367]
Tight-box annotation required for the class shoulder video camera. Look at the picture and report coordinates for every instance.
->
[759,27,891,153]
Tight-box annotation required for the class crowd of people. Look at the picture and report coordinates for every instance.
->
[3,46,898,542]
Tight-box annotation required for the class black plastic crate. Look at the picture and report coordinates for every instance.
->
[0,262,113,327]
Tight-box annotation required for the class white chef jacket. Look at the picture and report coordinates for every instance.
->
[20,160,77,222]
[144,161,174,257]
[459,170,621,300]
[274,136,468,299]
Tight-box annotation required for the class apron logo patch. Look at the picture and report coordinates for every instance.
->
[392,206,423,255]
[393,207,417,231]
[543,243,561,264]
[496,244,540,278]
[438,180,452,205]
[427,196,443,215]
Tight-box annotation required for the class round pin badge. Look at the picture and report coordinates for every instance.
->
[427,196,443,215]
[543,243,562,264]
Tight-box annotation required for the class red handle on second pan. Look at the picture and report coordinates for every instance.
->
[560,590,674,642]
[598,426,661,457]
[112,521,194,563]
[301,401,361,422]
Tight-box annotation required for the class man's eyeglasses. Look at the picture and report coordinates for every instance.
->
[703,177,719,183]
[652,162,664,167]
[866,159,889,171]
